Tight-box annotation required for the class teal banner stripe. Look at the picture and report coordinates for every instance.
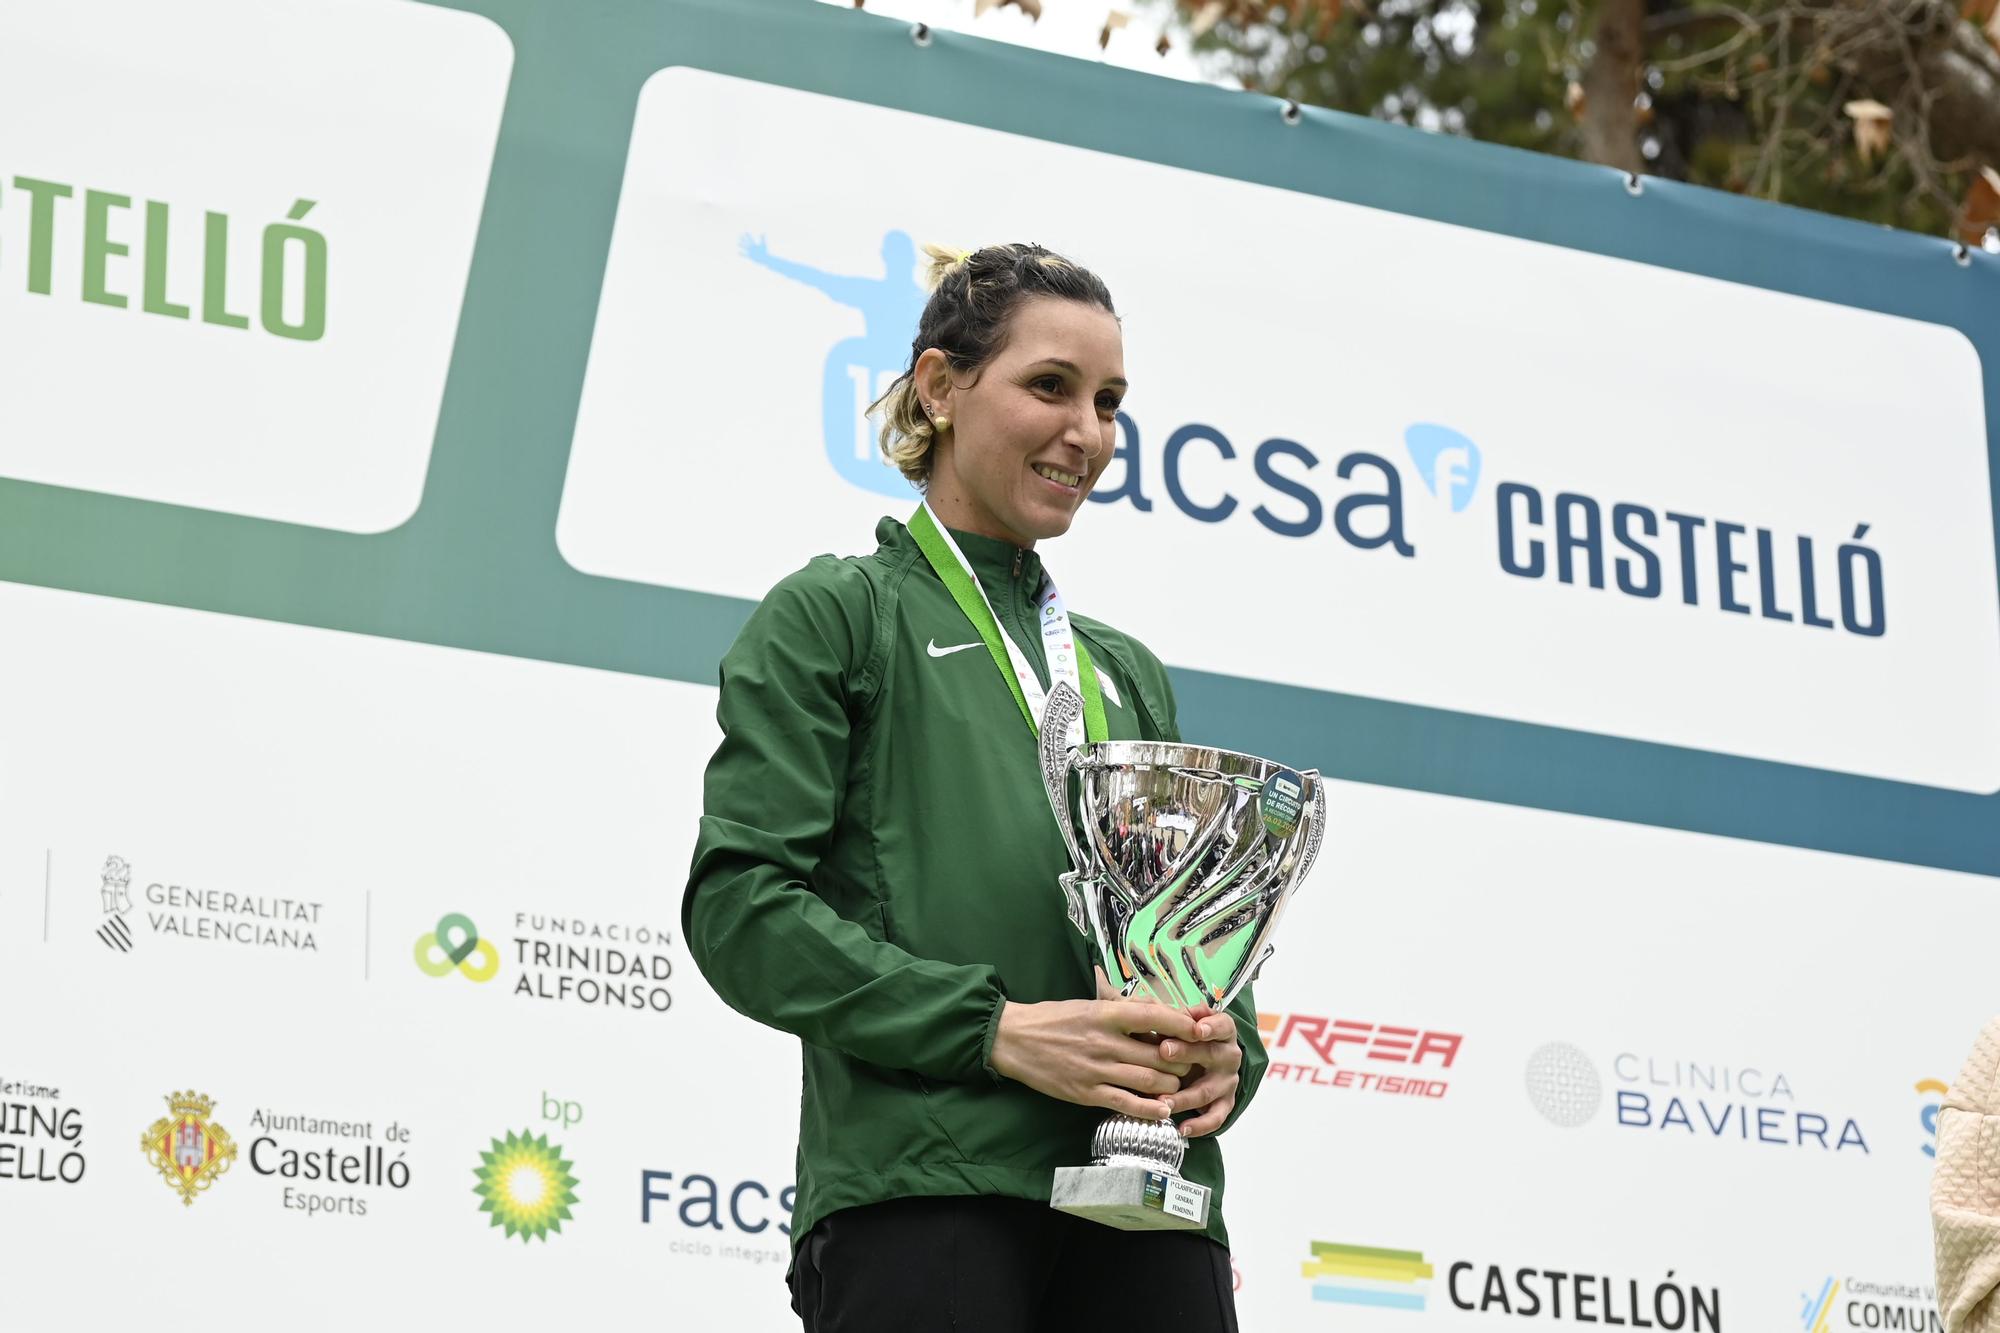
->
[1,0,1994,879]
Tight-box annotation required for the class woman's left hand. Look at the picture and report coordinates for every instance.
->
[1161,1004,1242,1138]
[1094,969,1242,1139]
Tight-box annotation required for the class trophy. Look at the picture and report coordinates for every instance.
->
[1038,680,1326,1231]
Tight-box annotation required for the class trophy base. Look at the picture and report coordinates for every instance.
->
[1050,1163,1211,1231]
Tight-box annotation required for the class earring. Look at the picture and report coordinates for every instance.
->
[933,414,950,432]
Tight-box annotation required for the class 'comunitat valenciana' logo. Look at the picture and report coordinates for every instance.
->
[1803,1276,1941,1333]
[473,1129,578,1242]
[1301,1241,1432,1311]
[744,228,923,500]
[140,1090,237,1207]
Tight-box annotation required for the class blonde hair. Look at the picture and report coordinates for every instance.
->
[869,241,1117,489]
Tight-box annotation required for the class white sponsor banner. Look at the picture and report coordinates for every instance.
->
[557,67,2000,793]
[0,0,513,533]
[0,579,1985,1328]
[0,581,798,1329]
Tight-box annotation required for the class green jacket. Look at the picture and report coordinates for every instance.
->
[682,515,1268,1255]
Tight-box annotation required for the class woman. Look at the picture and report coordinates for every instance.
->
[683,242,1266,1331]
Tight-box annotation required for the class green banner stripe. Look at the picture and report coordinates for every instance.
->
[1310,1242,1428,1263]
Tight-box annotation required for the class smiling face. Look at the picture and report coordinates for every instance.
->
[916,295,1126,549]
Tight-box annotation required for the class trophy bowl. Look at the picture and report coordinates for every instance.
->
[1038,681,1327,1231]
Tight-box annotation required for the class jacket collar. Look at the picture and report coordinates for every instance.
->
[880,515,1045,598]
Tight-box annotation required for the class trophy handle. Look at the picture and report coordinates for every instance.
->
[1295,771,1329,886]
[1039,682,1093,938]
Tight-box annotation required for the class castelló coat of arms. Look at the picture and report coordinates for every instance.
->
[140,1091,237,1206]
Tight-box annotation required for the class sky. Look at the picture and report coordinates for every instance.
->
[811,0,1216,85]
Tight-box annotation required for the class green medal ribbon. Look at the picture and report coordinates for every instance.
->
[910,505,1108,744]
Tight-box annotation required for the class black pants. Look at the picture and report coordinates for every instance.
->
[789,1194,1240,1332]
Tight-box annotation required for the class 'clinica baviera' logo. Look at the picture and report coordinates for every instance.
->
[1,1078,85,1185]
[1525,1042,1869,1154]
[1,175,328,340]
[1259,1010,1463,1100]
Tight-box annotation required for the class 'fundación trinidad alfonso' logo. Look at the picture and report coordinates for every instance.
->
[415,912,499,982]
[140,1090,238,1206]
[473,1129,579,1241]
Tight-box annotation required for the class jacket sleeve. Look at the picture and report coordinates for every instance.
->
[682,560,1007,1082]
[1136,639,1269,1137]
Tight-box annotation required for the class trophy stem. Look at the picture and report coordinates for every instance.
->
[1090,1113,1187,1174]
[1051,1114,1210,1232]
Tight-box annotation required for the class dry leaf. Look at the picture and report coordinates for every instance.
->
[1843,99,1893,164]
[1958,165,2000,244]
[1565,80,1586,119]
[1100,10,1130,48]
[1190,1,1227,37]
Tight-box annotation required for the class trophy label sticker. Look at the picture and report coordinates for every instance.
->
[1261,768,1307,840]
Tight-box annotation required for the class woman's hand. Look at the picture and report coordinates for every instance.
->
[1099,969,1246,1138]
[989,978,1206,1121]
[1160,1002,1244,1139]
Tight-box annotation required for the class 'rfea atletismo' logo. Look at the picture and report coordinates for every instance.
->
[473,1129,578,1241]
[1302,1241,1433,1310]
[415,912,498,982]
[140,1090,238,1206]
[742,228,924,500]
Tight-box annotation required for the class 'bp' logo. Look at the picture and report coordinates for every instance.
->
[473,1129,579,1241]
[742,228,924,500]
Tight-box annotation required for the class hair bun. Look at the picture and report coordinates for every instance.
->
[919,241,975,293]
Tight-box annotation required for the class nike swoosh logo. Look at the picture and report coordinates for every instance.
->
[927,639,982,658]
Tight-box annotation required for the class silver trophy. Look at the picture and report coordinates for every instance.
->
[1038,680,1327,1231]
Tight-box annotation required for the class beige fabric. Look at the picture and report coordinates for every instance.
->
[1935,1016,2000,1333]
